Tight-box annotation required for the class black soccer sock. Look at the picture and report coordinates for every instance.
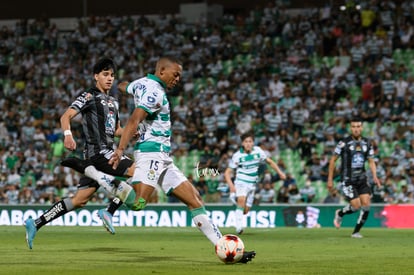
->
[106,197,123,215]
[34,197,73,230]
[353,207,370,234]
[339,204,356,216]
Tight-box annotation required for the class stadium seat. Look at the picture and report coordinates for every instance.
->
[348,86,361,103]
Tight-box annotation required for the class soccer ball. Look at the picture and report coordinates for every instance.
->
[215,234,245,264]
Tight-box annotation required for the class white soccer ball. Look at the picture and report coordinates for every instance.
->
[215,234,245,264]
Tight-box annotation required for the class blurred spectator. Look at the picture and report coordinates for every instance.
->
[193,175,208,200]
[324,188,340,204]
[256,182,275,203]
[277,173,296,203]
[306,154,325,182]
[395,184,413,203]
[4,147,20,171]
[361,101,379,123]
[1,0,414,205]
[4,183,19,204]
[287,183,301,204]
[296,134,315,161]
[299,180,316,203]
[199,145,213,168]
[204,177,221,203]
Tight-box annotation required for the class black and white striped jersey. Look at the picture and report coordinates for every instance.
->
[70,87,120,158]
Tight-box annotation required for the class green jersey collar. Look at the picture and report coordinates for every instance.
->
[147,74,166,89]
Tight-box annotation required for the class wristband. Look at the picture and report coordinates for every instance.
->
[64,130,72,136]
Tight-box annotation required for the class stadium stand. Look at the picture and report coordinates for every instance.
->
[0,0,413,205]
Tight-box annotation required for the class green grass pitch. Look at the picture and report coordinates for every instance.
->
[1,226,413,275]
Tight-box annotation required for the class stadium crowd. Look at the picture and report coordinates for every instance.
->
[0,0,414,205]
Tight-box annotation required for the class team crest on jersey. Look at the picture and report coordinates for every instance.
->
[85,93,92,101]
[352,153,364,167]
[147,169,156,181]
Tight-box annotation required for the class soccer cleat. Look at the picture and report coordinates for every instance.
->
[333,209,342,229]
[24,218,37,249]
[351,232,363,238]
[238,251,256,264]
[98,209,115,235]
[236,228,244,235]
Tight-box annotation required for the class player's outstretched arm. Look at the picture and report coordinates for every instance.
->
[266,157,286,180]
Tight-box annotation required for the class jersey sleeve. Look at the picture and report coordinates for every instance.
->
[125,80,141,108]
[256,146,268,161]
[334,140,345,155]
[70,91,92,113]
[126,79,162,115]
[366,139,375,159]
[125,81,138,96]
[228,153,238,169]
[138,89,162,115]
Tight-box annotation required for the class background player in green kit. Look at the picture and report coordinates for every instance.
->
[224,132,286,235]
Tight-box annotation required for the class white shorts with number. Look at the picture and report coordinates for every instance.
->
[132,151,188,194]
[235,182,256,208]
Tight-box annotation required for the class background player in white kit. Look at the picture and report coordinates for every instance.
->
[224,131,286,234]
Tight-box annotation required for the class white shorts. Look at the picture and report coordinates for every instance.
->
[132,151,187,195]
[235,182,256,208]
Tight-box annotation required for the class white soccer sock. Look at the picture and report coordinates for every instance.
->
[235,207,244,232]
[84,166,133,203]
[191,208,222,245]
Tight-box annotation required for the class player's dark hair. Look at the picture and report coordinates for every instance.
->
[93,58,116,74]
[161,55,182,66]
[350,116,363,123]
[240,131,254,142]
[156,56,182,73]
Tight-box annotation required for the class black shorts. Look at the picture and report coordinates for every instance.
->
[79,153,134,189]
[341,179,372,201]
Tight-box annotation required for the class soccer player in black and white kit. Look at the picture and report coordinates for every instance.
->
[24,58,137,249]
[327,116,381,238]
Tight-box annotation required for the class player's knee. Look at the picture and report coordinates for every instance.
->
[350,205,360,212]
[71,198,88,208]
[361,206,370,212]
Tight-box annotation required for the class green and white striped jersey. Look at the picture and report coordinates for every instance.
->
[126,74,171,153]
[229,146,267,185]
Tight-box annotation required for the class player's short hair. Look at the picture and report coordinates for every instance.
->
[240,131,254,142]
[93,58,116,74]
[350,116,363,123]
[161,56,182,65]
[156,56,182,72]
